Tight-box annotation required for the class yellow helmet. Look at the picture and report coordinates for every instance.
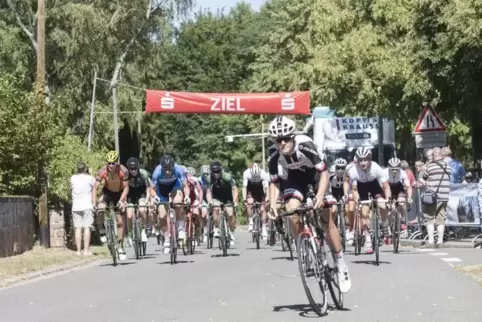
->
[106,150,119,163]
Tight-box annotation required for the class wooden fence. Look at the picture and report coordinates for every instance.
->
[0,196,36,257]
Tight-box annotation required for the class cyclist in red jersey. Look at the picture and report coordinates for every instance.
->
[92,150,129,260]
[184,167,204,241]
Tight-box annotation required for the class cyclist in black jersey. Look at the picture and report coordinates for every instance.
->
[267,116,351,294]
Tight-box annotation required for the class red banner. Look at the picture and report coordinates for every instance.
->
[145,90,310,115]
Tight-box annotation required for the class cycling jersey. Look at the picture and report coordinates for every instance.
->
[128,168,150,190]
[268,134,329,202]
[206,171,236,203]
[382,168,409,198]
[186,174,201,202]
[330,174,344,200]
[96,164,129,193]
[152,163,187,202]
[347,162,388,201]
[243,169,269,202]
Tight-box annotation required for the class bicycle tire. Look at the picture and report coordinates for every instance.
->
[354,214,361,256]
[284,217,294,260]
[170,220,177,265]
[373,213,380,266]
[134,219,141,260]
[105,210,118,266]
[338,208,347,253]
[297,233,328,316]
[269,220,276,246]
[253,214,260,249]
[393,209,401,254]
[142,241,147,256]
[206,215,213,249]
[220,215,228,257]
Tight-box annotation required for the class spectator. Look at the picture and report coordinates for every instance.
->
[425,149,433,163]
[418,148,451,247]
[414,160,425,182]
[464,172,473,184]
[70,162,95,255]
[441,146,466,183]
[401,160,416,186]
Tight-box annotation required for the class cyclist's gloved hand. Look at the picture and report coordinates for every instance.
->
[153,196,160,204]
[407,197,413,204]
[184,196,191,205]
[268,207,278,220]
[192,200,200,207]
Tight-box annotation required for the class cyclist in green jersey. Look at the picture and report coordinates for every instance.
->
[205,161,239,245]
[125,157,156,245]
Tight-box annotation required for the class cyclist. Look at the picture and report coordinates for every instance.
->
[383,157,413,243]
[267,116,351,293]
[152,155,188,255]
[198,165,211,242]
[92,150,129,260]
[125,157,154,246]
[242,163,269,238]
[184,167,204,243]
[205,161,239,246]
[330,158,349,231]
[345,147,391,254]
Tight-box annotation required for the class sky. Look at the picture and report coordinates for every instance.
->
[195,0,267,12]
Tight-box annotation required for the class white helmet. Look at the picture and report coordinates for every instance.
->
[388,158,401,168]
[186,167,196,175]
[250,163,261,177]
[268,116,296,138]
[355,147,372,159]
[334,158,347,167]
[201,165,210,174]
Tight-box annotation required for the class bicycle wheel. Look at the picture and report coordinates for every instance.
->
[206,214,213,249]
[373,214,380,266]
[106,219,118,266]
[354,213,361,256]
[134,219,141,260]
[170,220,178,265]
[253,214,260,250]
[393,210,401,254]
[269,220,276,246]
[284,218,294,261]
[297,233,328,316]
[220,215,228,257]
[338,208,347,253]
[324,245,344,310]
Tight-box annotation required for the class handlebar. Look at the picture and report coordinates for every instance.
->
[280,204,314,217]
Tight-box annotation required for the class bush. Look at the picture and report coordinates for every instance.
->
[47,133,106,202]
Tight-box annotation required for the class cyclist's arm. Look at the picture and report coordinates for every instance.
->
[377,168,391,200]
[267,145,281,211]
[195,180,203,203]
[182,180,190,201]
[229,177,238,205]
[242,170,248,201]
[402,172,412,200]
[298,141,328,199]
[262,172,270,201]
[351,181,360,203]
[343,174,350,197]
[120,181,129,202]
[206,186,213,205]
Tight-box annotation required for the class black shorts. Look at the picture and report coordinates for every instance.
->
[102,189,122,206]
[212,187,233,204]
[247,182,265,202]
[127,187,147,205]
[282,169,319,202]
[389,182,406,198]
[332,187,344,201]
[357,180,384,201]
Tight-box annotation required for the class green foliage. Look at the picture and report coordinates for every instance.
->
[47,134,106,202]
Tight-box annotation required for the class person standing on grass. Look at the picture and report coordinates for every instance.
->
[70,162,95,255]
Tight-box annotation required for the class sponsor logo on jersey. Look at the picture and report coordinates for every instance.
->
[299,145,318,156]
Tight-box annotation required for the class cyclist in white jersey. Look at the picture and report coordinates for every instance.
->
[242,163,269,238]
[267,116,351,294]
[383,158,413,242]
[345,147,391,254]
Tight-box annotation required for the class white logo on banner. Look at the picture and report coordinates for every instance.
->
[281,94,295,110]
[160,92,174,109]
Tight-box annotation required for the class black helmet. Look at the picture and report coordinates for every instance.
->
[126,157,139,169]
[76,162,87,173]
[160,155,175,170]
[210,161,222,172]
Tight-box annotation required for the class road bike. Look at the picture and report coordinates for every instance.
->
[250,201,263,250]
[167,202,187,265]
[103,201,120,266]
[128,203,148,260]
[361,194,389,266]
[281,202,343,316]
[185,203,199,255]
[276,201,294,260]
[217,202,233,257]
[206,209,214,249]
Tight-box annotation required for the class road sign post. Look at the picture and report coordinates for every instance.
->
[413,103,447,149]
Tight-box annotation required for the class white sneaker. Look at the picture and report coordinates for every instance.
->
[203,234,208,243]
[229,231,236,246]
[248,219,253,232]
[214,228,220,238]
[346,231,354,244]
[141,229,148,242]
[118,248,127,261]
[100,236,107,243]
[337,266,352,293]
[163,241,170,255]
[262,226,268,239]
[178,230,186,240]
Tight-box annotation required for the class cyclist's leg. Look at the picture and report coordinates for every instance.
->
[138,197,148,241]
[224,202,236,245]
[211,198,222,237]
[201,201,209,241]
[171,184,185,237]
[96,194,107,242]
[126,195,136,243]
[246,191,254,231]
[320,195,342,252]
[157,198,170,253]
[376,191,390,243]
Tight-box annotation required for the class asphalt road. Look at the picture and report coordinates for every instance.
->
[1,230,482,322]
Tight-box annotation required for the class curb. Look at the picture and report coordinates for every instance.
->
[400,239,475,249]
[0,257,109,289]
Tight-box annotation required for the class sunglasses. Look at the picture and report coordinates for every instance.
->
[335,167,345,171]
[390,168,399,172]
[275,136,293,144]
[108,162,117,166]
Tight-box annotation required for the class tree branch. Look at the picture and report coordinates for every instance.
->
[6,0,37,51]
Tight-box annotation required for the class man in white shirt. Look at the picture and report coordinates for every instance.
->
[70,162,95,255]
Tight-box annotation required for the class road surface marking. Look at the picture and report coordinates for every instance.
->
[430,252,449,256]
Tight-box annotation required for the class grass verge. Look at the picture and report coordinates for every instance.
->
[455,264,482,286]
[0,245,109,286]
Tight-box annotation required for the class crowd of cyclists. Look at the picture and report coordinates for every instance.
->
[91,115,414,302]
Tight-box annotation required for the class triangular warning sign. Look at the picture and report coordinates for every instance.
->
[413,105,446,133]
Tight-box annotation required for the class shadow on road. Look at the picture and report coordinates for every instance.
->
[158,260,195,265]
[380,250,419,255]
[210,253,240,258]
[271,256,296,261]
[350,260,391,265]
[273,304,326,318]
[246,247,270,250]
[140,255,157,259]
[100,262,136,267]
